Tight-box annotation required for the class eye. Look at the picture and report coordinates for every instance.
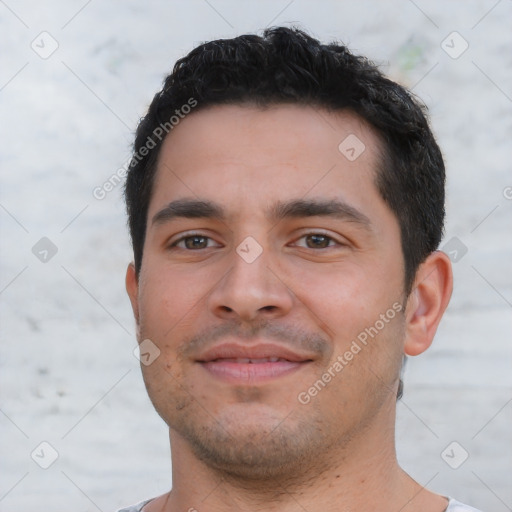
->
[294,233,338,249]
[171,234,219,250]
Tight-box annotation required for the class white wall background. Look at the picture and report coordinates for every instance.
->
[0,1,511,511]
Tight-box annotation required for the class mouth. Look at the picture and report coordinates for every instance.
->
[196,344,314,383]
[199,359,310,382]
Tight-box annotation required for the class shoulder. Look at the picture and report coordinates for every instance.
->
[446,498,484,512]
[116,498,154,512]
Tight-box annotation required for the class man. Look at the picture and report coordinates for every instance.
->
[121,27,482,512]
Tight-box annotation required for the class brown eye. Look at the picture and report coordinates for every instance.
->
[304,234,333,248]
[172,235,213,250]
[184,236,208,249]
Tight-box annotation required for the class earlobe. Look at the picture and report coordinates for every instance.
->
[125,262,140,331]
[404,251,453,356]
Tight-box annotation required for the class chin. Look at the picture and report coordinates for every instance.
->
[171,404,333,482]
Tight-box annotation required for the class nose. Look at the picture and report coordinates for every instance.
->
[207,241,294,323]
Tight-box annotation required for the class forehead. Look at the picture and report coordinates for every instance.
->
[150,104,384,220]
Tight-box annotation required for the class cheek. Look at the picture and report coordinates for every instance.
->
[138,262,211,337]
[141,359,197,422]
[314,316,405,420]
[285,260,381,335]
[287,263,404,374]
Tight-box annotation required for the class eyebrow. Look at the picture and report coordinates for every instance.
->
[268,198,371,228]
[151,197,371,230]
[152,199,225,225]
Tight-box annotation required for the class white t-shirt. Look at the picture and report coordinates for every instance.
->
[117,497,484,511]
[446,499,483,512]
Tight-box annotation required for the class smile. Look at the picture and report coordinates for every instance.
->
[199,359,310,383]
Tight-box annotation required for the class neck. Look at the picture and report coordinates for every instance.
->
[148,400,446,512]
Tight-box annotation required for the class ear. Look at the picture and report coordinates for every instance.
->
[125,262,141,340]
[403,250,453,356]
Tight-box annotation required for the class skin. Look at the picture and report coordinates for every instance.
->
[126,104,453,512]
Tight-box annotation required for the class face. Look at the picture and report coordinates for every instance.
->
[127,104,408,479]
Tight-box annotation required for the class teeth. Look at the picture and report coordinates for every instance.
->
[212,357,288,363]
[233,357,285,363]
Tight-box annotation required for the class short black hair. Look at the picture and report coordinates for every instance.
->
[125,26,445,296]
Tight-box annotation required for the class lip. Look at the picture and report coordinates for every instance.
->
[196,342,314,363]
[196,342,314,384]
